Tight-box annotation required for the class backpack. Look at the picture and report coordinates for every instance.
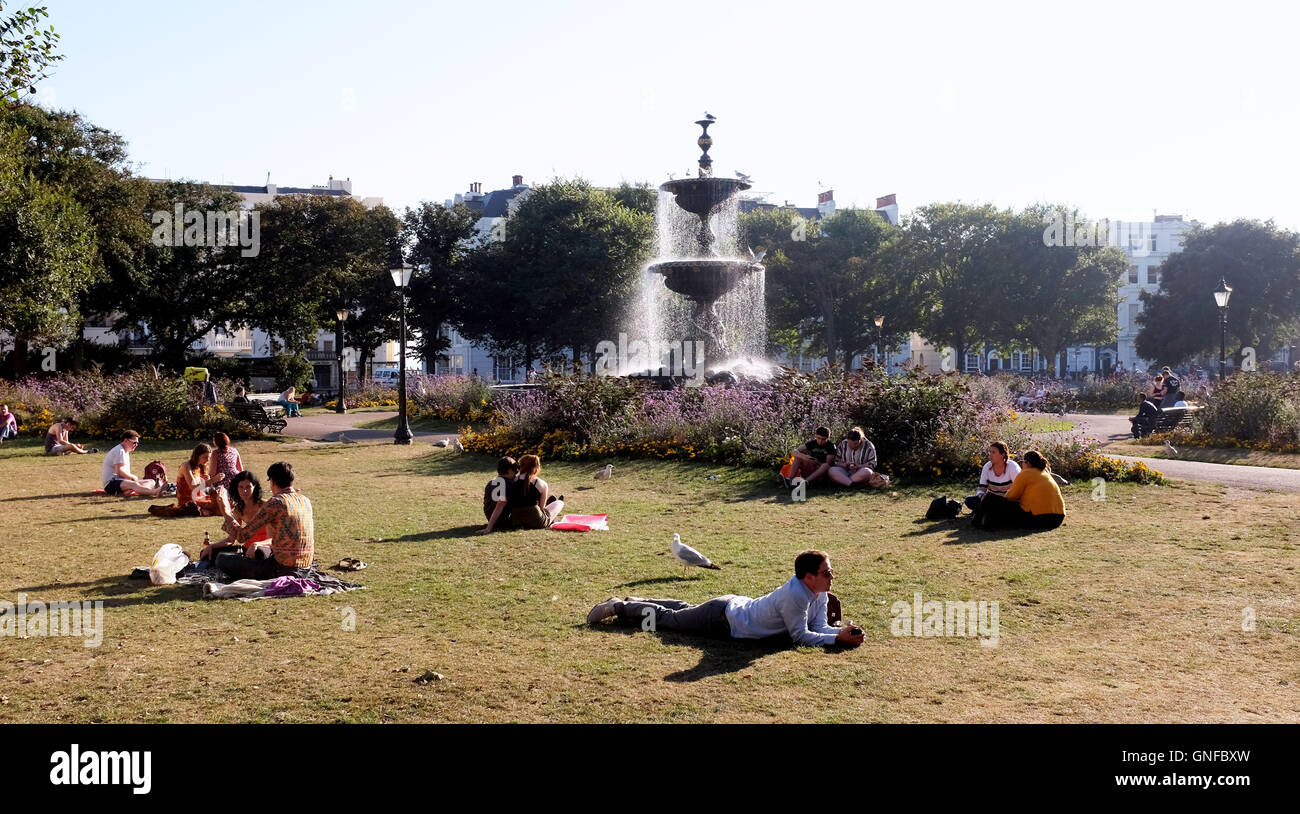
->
[143,460,168,486]
[925,496,961,520]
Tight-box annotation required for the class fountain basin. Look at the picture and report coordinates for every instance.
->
[660,177,752,217]
[648,258,763,302]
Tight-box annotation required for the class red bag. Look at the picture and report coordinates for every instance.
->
[143,460,168,486]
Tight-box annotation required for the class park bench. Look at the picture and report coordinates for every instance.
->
[1133,405,1200,438]
[226,401,288,434]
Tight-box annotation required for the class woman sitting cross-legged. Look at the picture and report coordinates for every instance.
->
[149,443,217,517]
[277,386,302,417]
[507,454,564,529]
[965,441,1021,513]
[827,427,888,488]
[971,450,1065,531]
[199,470,270,562]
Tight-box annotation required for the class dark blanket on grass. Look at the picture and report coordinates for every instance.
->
[169,562,361,592]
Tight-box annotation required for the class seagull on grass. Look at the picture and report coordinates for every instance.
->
[338,434,357,444]
[594,464,614,481]
[454,438,465,453]
[434,439,449,447]
[1163,440,1178,456]
[672,533,721,578]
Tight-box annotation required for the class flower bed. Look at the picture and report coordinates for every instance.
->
[459,369,1166,485]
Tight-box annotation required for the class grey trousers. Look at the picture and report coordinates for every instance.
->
[616,597,732,636]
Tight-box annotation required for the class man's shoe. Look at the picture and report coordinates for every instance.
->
[586,597,622,625]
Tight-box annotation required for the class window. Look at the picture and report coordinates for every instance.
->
[1127,303,1141,330]
[1128,265,1139,284]
[1149,234,1158,253]
[493,357,515,382]
[323,340,333,353]
[1146,267,1159,285]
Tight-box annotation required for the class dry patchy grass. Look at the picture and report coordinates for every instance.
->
[1,437,1297,723]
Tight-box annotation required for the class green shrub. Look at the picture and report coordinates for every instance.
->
[1195,373,1300,448]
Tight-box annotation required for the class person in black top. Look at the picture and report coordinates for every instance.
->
[505,454,564,529]
[1130,392,1161,437]
[787,426,837,486]
[231,386,250,404]
[478,456,519,534]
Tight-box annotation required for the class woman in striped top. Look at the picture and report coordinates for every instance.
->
[828,427,887,487]
[964,441,1020,512]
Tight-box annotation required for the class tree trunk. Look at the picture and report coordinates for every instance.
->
[10,338,28,378]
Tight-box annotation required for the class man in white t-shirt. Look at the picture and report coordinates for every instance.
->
[101,430,164,497]
[586,550,864,648]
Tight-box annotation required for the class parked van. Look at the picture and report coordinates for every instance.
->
[371,369,407,386]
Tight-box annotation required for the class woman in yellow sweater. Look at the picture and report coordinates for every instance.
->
[973,450,1065,531]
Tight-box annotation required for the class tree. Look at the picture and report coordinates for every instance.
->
[1,3,63,103]
[1136,220,1300,365]
[402,201,479,366]
[114,181,249,366]
[0,127,96,374]
[905,203,1008,373]
[456,180,653,372]
[748,207,918,368]
[996,206,1123,374]
[240,195,401,356]
[0,104,155,371]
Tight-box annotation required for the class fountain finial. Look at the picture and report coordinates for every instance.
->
[695,117,714,177]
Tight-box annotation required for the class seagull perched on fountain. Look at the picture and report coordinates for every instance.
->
[671,533,721,577]
[704,111,716,120]
[1164,440,1178,456]
[736,170,751,182]
[747,247,766,263]
[594,464,614,481]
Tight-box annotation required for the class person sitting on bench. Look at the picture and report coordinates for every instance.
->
[1130,392,1161,437]
[586,549,864,648]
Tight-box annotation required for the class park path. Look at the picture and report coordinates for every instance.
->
[1053,412,1300,493]
[279,411,458,444]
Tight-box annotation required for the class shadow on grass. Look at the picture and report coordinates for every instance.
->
[15,575,132,593]
[3,492,151,503]
[587,622,839,682]
[393,525,483,542]
[903,517,1053,545]
[615,576,686,589]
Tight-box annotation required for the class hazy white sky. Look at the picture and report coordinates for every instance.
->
[39,0,1300,227]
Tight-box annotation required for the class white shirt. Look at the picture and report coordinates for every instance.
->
[102,444,129,488]
[724,576,840,646]
[978,459,1021,497]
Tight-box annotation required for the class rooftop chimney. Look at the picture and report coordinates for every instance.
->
[513,174,524,187]
[876,194,897,208]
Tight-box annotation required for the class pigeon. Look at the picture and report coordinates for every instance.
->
[705,474,721,480]
[704,112,716,120]
[671,533,721,577]
[594,464,614,481]
[434,439,449,447]
[1163,440,1178,456]
[338,434,356,444]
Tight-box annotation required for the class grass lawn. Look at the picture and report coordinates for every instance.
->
[1008,415,1075,433]
[2,437,1297,723]
[351,415,461,434]
[1105,442,1300,471]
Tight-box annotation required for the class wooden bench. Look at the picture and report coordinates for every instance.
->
[226,401,288,434]
[1134,405,1200,438]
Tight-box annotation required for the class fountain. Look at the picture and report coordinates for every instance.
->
[642,117,767,373]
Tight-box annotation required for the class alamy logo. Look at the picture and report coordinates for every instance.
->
[50,744,151,795]
[594,332,706,385]
[890,592,999,647]
[1041,212,1155,258]
[1,594,103,647]
[151,204,260,257]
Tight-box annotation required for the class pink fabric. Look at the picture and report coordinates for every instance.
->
[550,514,609,532]
[210,447,242,488]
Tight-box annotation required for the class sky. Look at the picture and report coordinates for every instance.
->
[34,0,1300,228]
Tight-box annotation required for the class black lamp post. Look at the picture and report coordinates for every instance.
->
[335,308,349,414]
[874,315,885,367]
[389,264,414,445]
[1213,276,1232,382]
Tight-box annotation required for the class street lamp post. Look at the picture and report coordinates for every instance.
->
[1214,277,1232,382]
[390,264,414,445]
[335,308,349,414]
[873,315,885,368]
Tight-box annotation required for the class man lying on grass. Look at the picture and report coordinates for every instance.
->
[587,549,865,647]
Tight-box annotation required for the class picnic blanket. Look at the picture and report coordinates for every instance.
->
[551,513,608,532]
[203,575,350,601]
[170,562,362,595]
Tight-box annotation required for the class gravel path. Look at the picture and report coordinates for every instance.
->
[277,411,458,444]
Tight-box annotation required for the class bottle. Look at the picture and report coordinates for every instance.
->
[203,530,210,549]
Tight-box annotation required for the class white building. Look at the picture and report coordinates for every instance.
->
[1064,214,1195,376]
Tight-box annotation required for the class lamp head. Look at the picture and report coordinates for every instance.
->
[1213,277,1232,309]
[874,315,885,329]
[389,265,413,288]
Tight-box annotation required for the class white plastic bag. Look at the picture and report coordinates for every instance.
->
[149,543,190,585]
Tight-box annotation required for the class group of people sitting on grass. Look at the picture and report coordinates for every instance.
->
[1129,366,1194,438]
[779,426,890,490]
[479,454,565,533]
[95,427,315,578]
[964,441,1066,531]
